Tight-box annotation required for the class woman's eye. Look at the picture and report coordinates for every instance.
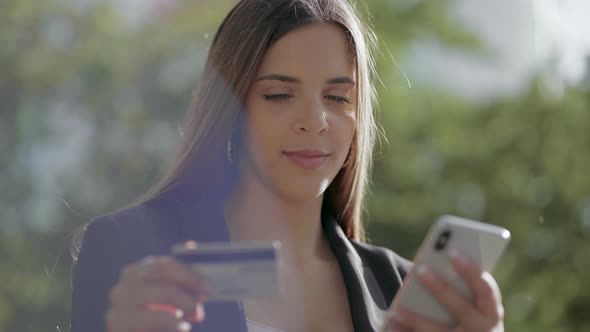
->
[264,94,292,103]
[325,95,350,104]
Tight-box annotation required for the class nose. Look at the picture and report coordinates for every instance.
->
[293,98,329,135]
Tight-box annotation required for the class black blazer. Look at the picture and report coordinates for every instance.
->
[71,197,412,332]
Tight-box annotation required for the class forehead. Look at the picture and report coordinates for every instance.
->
[256,23,356,79]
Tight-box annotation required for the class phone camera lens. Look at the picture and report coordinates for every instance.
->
[435,229,451,251]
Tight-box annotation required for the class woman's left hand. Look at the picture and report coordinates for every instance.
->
[386,251,504,332]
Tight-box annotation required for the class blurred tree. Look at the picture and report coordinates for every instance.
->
[1,0,588,331]
[1,0,233,330]
[367,77,590,332]
[364,3,590,331]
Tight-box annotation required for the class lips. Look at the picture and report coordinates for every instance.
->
[283,149,330,170]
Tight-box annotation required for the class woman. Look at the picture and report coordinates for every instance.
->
[71,0,505,331]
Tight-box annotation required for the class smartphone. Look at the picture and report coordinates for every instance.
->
[384,215,511,329]
[171,241,282,302]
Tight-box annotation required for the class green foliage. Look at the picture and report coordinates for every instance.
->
[366,79,590,331]
[1,0,235,330]
[1,0,588,331]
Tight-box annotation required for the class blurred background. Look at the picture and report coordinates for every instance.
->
[1,0,589,331]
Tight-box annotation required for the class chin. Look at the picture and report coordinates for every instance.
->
[274,176,332,203]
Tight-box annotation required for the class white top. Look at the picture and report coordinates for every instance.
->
[246,319,285,332]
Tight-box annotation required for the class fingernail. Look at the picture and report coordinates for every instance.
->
[417,265,436,283]
[139,256,156,266]
[416,264,429,276]
[175,308,184,320]
[195,303,206,322]
[177,321,192,331]
[184,240,198,249]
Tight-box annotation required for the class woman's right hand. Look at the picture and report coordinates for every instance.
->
[106,256,215,332]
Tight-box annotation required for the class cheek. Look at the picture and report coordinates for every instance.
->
[333,112,356,152]
[243,105,285,164]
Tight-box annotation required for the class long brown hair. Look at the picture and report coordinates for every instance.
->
[76,0,380,258]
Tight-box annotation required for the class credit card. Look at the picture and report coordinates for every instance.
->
[171,241,281,301]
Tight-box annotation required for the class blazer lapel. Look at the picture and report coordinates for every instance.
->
[323,215,390,332]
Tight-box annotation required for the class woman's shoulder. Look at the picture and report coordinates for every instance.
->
[78,204,152,261]
[71,203,174,331]
[79,201,183,261]
[84,200,182,239]
[85,203,155,234]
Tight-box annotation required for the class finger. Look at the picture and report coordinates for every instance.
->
[106,308,192,332]
[381,312,412,332]
[142,285,197,315]
[389,308,449,332]
[126,284,205,322]
[145,302,206,324]
[383,314,413,332]
[449,250,504,321]
[416,265,488,329]
[129,256,215,298]
[388,322,413,332]
[185,302,206,323]
[109,280,203,322]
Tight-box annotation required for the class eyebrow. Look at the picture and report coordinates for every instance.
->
[255,74,355,85]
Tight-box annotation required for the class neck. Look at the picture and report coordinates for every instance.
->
[224,175,334,268]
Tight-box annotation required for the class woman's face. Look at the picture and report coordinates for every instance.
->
[240,22,357,202]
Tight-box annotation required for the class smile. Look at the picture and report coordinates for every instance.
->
[283,150,330,170]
